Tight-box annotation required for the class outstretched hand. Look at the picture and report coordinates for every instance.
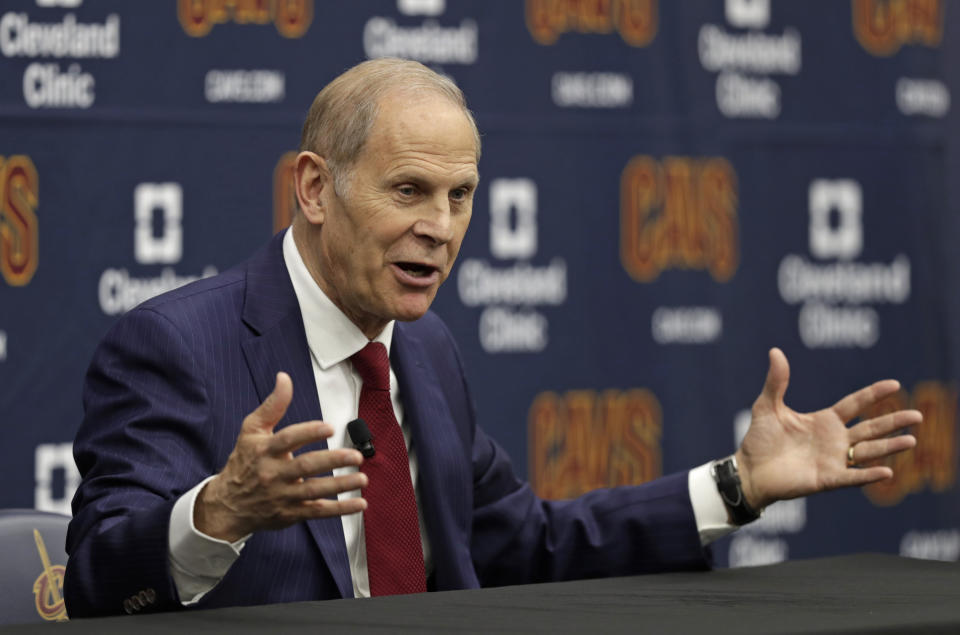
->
[195,372,368,542]
[735,348,921,511]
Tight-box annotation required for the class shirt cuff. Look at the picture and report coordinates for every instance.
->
[688,461,737,546]
[168,476,251,605]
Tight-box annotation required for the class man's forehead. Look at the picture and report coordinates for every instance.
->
[378,150,479,185]
[376,87,460,120]
[362,92,480,176]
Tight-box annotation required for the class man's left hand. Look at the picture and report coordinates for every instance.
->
[736,348,922,511]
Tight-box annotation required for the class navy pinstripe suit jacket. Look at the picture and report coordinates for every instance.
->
[64,231,709,617]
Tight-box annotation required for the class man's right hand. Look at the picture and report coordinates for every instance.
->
[194,372,368,542]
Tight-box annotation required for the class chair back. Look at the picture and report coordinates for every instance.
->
[0,509,71,624]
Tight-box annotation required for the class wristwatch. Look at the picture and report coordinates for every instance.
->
[710,455,762,525]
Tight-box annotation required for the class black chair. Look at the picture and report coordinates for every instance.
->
[0,509,71,625]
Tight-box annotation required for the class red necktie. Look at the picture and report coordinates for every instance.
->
[351,342,426,596]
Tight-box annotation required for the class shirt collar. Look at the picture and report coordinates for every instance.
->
[282,227,394,370]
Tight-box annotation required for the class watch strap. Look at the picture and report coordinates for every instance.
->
[711,455,761,525]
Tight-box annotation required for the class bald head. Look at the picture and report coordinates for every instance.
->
[299,58,481,194]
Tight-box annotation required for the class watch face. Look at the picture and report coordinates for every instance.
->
[712,457,759,524]
[717,458,735,479]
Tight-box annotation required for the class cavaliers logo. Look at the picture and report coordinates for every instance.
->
[862,381,957,506]
[620,156,738,283]
[32,529,67,622]
[852,0,943,56]
[526,0,657,47]
[0,155,39,287]
[178,0,313,38]
[273,151,298,234]
[529,388,662,499]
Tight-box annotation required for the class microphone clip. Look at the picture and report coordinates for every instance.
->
[347,418,375,458]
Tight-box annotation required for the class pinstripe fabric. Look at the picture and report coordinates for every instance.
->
[65,230,711,618]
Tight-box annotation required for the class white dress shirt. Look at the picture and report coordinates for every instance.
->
[168,229,736,604]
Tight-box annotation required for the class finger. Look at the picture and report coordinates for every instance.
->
[270,471,367,504]
[297,472,369,500]
[831,379,901,422]
[269,497,368,525]
[848,409,922,444]
[832,465,895,488]
[849,435,917,464]
[761,347,790,405]
[301,497,368,518]
[242,372,294,434]
[267,421,334,455]
[277,448,364,480]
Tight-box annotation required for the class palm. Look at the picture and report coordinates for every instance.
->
[736,349,920,510]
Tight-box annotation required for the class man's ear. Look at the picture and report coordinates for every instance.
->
[294,151,332,225]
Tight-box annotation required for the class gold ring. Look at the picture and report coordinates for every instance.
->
[847,445,856,466]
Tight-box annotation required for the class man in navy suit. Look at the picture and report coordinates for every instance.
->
[64,59,921,617]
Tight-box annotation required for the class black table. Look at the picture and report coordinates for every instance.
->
[5,554,959,634]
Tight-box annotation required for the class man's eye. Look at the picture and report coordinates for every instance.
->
[451,188,469,201]
[397,185,416,196]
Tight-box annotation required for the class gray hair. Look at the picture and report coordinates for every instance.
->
[299,58,482,195]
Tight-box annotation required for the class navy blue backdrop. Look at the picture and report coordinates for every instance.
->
[1,0,958,570]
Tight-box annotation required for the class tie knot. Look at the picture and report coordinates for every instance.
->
[351,342,391,391]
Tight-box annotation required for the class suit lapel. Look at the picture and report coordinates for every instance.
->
[239,231,354,599]
[392,323,474,588]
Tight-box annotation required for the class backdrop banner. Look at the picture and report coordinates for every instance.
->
[1,0,958,569]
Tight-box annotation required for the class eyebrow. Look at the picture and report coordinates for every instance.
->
[388,171,480,189]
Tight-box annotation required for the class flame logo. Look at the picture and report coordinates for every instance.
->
[32,529,68,622]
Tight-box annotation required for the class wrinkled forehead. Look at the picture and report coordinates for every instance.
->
[360,92,480,176]
[372,88,481,160]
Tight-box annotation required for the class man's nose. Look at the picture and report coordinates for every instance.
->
[412,196,455,245]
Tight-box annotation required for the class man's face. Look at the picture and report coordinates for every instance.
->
[312,92,479,337]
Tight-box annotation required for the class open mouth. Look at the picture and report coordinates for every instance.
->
[396,262,437,278]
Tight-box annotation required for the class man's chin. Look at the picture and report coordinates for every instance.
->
[393,306,432,323]
[390,293,436,322]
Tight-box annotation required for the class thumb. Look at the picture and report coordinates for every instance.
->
[761,347,790,406]
[243,372,293,433]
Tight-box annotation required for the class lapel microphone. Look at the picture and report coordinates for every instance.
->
[347,418,375,458]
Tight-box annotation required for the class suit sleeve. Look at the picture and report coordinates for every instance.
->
[65,307,217,617]
[430,321,712,585]
[469,428,712,586]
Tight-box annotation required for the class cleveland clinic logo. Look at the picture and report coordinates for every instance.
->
[777,179,910,348]
[364,0,478,65]
[98,183,217,316]
[0,0,120,110]
[457,178,567,354]
[696,0,802,120]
